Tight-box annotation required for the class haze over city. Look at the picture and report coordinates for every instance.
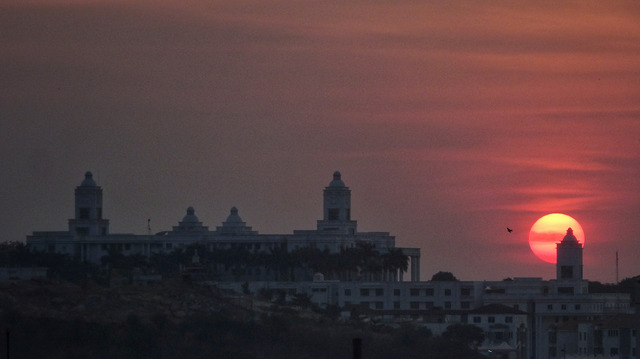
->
[2,0,639,283]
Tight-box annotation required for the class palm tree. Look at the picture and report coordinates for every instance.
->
[265,240,296,281]
[382,248,409,281]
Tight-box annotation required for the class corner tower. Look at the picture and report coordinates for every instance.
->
[555,227,584,294]
[68,171,109,237]
[317,171,357,234]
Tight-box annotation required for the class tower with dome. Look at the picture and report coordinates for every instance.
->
[27,170,421,282]
[555,227,586,295]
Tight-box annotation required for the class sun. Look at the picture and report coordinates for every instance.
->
[528,213,585,263]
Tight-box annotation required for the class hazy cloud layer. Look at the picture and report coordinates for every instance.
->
[2,0,639,281]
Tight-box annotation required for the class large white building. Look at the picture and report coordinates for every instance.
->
[26,171,637,359]
[27,171,421,281]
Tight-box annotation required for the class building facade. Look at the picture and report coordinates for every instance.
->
[25,171,637,359]
[27,171,421,281]
[216,228,636,359]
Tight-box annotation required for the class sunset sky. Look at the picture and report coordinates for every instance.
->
[2,0,639,282]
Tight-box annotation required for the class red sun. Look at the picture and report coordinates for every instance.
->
[528,213,585,263]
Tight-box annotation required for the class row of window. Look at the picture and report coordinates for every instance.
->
[546,303,581,311]
[472,316,514,324]
[344,301,479,310]
[101,243,132,251]
[347,287,473,297]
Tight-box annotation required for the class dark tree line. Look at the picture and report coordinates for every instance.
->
[1,306,486,359]
[111,241,409,283]
[1,240,409,284]
[0,241,102,283]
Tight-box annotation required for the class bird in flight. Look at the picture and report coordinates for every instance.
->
[506,227,513,233]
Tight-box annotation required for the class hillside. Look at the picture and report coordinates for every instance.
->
[0,278,484,359]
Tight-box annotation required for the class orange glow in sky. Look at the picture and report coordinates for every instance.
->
[1,0,639,282]
[529,213,585,263]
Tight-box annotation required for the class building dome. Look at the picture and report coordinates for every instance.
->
[561,228,579,244]
[81,171,97,187]
[329,171,345,187]
[225,206,243,224]
[182,206,200,223]
[216,207,257,235]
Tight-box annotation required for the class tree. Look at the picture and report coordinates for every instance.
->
[442,323,485,348]
[431,271,459,282]
[266,241,297,281]
[382,248,409,281]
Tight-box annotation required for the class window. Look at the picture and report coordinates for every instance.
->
[394,289,401,296]
[360,289,369,296]
[327,209,339,220]
[410,289,420,296]
[561,265,573,279]
[444,289,452,296]
[410,302,420,309]
[473,316,481,323]
[561,304,567,310]
[461,288,471,296]
[575,304,581,310]
[608,330,619,337]
[76,227,89,236]
[345,289,351,296]
[394,301,400,309]
[461,301,470,309]
[97,208,102,219]
[488,316,495,323]
[547,304,553,310]
[558,287,575,295]
[425,288,434,296]
[375,302,383,309]
[375,288,384,296]
[444,302,451,309]
[505,316,513,323]
[79,208,90,220]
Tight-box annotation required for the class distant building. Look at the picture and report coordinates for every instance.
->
[25,171,637,359]
[27,171,421,281]
[216,228,636,359]
[0,267,47,282]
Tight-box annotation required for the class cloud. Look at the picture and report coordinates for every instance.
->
[1,0,640,282]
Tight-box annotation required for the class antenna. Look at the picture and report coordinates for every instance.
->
[616,250,619,284]
[147,219,151,235]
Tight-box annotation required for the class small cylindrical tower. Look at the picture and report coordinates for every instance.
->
[68,171,109,236]
[556,227,583,280]
[317,171,357,234]
[555,227,584,294]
